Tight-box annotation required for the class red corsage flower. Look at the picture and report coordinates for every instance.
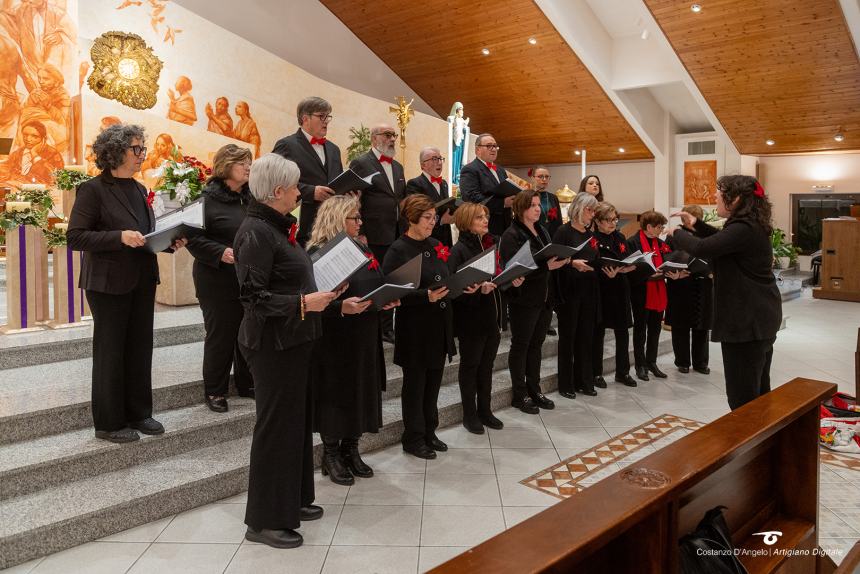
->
[589,237,598,249]
[434,243,450,262]
[547,207,558,221]
[146,189,155,207]
[619,242,627,254]
[660,243,671,253]
[288,223,298,246]
[365,251,380,271]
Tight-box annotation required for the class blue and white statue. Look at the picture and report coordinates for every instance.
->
[447,102,470,186]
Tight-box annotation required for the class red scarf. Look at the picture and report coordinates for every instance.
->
[639,230,667,312]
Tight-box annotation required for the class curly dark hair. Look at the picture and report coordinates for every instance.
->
[92,124,145,171]
[717,175,773,235]
[578,174,604,202]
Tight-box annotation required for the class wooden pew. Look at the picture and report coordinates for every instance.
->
[432,378,836,574]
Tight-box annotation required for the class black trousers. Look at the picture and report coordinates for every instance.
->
[400,366,444,448]
[242,342,315,531]
[508,304,552,401]
[369,243,394,335]
[556,299,597,393]
[632,301,663,368]
[199,296,253,397]
[86,281,156,432]
[671,327,710,369]
[458,331,501,419]
[721,338,775,411]
[594,326,630,377]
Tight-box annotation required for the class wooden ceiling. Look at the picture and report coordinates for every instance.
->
[319,0,652,165]
[644,0,860,155]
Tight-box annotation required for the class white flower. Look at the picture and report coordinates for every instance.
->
[173,163,194,177]
[151,160,168,179]
[152,193,166,217]
[175,181,190,204]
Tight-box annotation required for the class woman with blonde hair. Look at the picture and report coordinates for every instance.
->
[187,143,254,412]
[308,195,399,483]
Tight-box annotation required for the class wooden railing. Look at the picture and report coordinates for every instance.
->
[432,378,838,574]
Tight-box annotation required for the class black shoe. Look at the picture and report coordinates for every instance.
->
[340,437,373,478]
[321,438,354,486]
[479,413,504,430]
[237,388,255,399]
[648,363,668,378]
[95,428,140,443]
[245,527,303,549]
[547,328,557,336]
[578,388,598,397]
[559,390,577,399]
[635,366,650,381]
[677,366,690,374]
[427,437,448,452]
[615,374,638,387]
[404,444,437,459]
[382,331,395,345]
[129,418,164,435]
[300,505,324,521]
[593,376,607,389]
[531,393,555,410]
[512,397,540,414]
[693,366,711,375]
[463,416,485,434]
[205,395,228,413]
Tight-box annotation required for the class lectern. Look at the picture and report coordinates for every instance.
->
[813,218,860,302]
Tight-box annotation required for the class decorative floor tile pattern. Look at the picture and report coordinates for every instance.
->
[521,414,704,499]
[821,450,860,473]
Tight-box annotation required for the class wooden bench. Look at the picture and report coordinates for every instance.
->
[432,378,837,574]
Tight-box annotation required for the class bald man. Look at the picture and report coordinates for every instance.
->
[405,146,453,246]
[349,123,406,343]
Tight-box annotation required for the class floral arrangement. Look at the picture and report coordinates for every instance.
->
[702,208,726,229]
[43,224,68,247]
[154,152,211,206]
[53,168,92,191]
[0,185,54,230]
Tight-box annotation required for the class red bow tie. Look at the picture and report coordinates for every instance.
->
[486,162,497,171]
[430,176,443,184]
[378,154,393,164]
[310,137,326,145]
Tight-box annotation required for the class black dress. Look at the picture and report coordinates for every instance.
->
[234,202,321,532]
[553,224,600,393]
[448,231,503,420]
[499,219,554,403]
[664,236,714,371]
[627,231,670,369]
[593,230,633,378]
[310,242,385,438]
[186,178,253,397]
[382,234,455,449]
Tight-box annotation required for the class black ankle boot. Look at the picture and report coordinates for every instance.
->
[321,437,354,486]
[340,436,373,478]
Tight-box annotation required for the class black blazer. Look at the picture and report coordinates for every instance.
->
[67,171,158,295]
[671,218,781,343]
[405,173,453,246]
[459,158,510,237]
[350,150,405,246]
[594,229,633,329]
[538,191,563,238]
[186,178,251,300]
[271,129,343,243]
[499,219,554,308]
[447,231,503,337]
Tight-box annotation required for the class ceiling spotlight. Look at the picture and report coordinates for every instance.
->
[528,37,537,45]
[481,48,490,55]
[640,29,649,40]
[691,4,702,12]
[574,150,581,156]
[766,139,775,146]
[834,133,845,142]
[618,147,626,153]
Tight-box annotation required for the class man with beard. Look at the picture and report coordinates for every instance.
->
[350,123,406,343]
[459,133,513,237]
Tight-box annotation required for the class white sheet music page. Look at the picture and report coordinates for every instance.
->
[468,248,497,275]
[313,236,368,292]
[153,200,204,233]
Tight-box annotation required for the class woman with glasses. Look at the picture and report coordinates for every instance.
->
[186,144,255,413]
[307,196,399,484]
[68,124,187,443]
[531,166,562,238]
[382,194,458,459]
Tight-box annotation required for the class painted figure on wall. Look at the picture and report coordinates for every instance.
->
[19,62,69,152]
[233,100,260,157]
[0,32,25,138]
[447,101,469,185]
[205,96,233,137]
[0,119,63,185]
[141,132,181,185]
[167,75,196,126]
[0,0,77,83]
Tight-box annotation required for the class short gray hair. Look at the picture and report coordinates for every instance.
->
[296,96,331,125]
[568,192,599,225]
[419,146,440,162]
[249,153,300,203]
[475,133,494,148]
[92,124,145,171]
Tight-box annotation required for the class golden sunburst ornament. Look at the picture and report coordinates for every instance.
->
[88,31,163,110]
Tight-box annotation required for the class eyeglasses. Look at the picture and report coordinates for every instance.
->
[423,156,445,163]
[598,218,619,224]
[534,174,551,180]
[376,131,398,139]
[420,213,439,223]
[130,145,147,157]
[311,113,333,122]
[345,216,362,222]
[477,144,500,150]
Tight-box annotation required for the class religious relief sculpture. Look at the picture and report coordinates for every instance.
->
[166,75,197,126]
[389,96,413,164]
[447,101,469,185]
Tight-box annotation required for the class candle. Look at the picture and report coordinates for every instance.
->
[64,165,86,173]
[20,183,46,192]
[5,201,32,212]
[54,223,68,231]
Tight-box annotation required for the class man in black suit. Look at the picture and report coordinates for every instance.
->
[350,123,406,343]
[459,133,513,237]
[405,146,453,246]
[271,96,343,245]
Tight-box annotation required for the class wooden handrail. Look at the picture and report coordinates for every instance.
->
[432,378,836,574]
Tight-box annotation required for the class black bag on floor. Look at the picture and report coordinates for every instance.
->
[679,506,749,574]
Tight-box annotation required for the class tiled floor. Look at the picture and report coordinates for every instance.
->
[4,292,860,573]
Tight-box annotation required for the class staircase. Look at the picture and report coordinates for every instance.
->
[0,308,671,569]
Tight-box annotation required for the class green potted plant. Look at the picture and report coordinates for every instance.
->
[346,124,371,163]
[771,227,799,269]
